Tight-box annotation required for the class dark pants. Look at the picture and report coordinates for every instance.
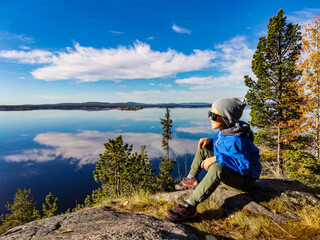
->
[188,143,255,206]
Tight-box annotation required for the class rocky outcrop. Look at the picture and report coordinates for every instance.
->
[154,178,320,223]
[0,206,199,240]
[2,178,319,239]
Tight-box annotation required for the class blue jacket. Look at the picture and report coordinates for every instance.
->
[212,121,261,180]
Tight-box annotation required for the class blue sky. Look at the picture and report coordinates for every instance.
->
[0,0,319,104]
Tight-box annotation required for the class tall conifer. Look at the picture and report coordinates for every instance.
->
[156,108,176,191]
[244,9,302,176]
[160,107,173,159]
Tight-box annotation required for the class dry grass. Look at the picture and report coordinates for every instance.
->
[297,205,320,228]
[95,190,320,240]
[227,211,271,238]
[98,190,176,219]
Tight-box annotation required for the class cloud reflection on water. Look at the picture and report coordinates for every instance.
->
[175,120,213,134]
[3,108,250,167]
[4,131,198,167]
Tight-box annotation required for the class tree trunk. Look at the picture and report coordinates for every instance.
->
[277,122,283,176]
[316,105,319,161]
[317,79,320,161]
[277,34,283,176]
[116,159,119,197]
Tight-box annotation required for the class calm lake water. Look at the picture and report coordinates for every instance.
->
[0,107,250,214]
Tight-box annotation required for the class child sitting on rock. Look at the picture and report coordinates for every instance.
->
[165,97,261,221]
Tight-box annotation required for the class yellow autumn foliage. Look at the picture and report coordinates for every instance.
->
[297,16,320,159]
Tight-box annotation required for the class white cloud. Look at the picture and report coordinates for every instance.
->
[147,37,154,40]
[109,30,124,34]
[287,8,320,25]
[175,74,248,90]
[0,41,215,81]
[172,24,192,34]
[158,83,172,88]
[176,76,226,89]
[2,32,34,43]
[4,131,198,167]
[176,36,254,89]
[256,30,267,37]
[0,49,54,64]
[115,88,245,103]
[19,45,31,50]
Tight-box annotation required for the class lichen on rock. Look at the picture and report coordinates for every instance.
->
[0,206,199,240]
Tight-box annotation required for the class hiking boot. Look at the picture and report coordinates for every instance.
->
[164,201,197,222]
[175,175,199,191]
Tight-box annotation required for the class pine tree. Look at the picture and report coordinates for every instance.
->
[84,195,92,207]
[90,188,104,205]
[93,135,155,197]
[285,140,320,188]
[160,107,173,159]
[93,135,133,197]
[156,155,176,192]
[123,145,155,193]
[244,9,302,176]
[42,192,58,218]
[156,107,176,191]
[0,188,39,234]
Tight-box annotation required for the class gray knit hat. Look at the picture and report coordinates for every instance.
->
[212,97,246,126]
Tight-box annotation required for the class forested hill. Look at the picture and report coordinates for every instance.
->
[0,102,211,111]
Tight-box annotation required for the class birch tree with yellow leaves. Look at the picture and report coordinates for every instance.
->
[298,17,320,160]
[282,17,320,188]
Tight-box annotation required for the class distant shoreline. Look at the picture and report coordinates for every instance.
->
[0,102,211,111]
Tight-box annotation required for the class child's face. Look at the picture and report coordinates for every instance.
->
[210,106,228,130]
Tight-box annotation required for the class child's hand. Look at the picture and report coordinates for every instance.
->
[201,156,216,171]
[198,137,212,149]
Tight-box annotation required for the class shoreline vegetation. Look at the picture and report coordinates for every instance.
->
[0,102,211,111]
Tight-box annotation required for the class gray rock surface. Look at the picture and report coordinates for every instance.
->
[0,206,199,240]
[153,178,320,223]
[2,179,318,239]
